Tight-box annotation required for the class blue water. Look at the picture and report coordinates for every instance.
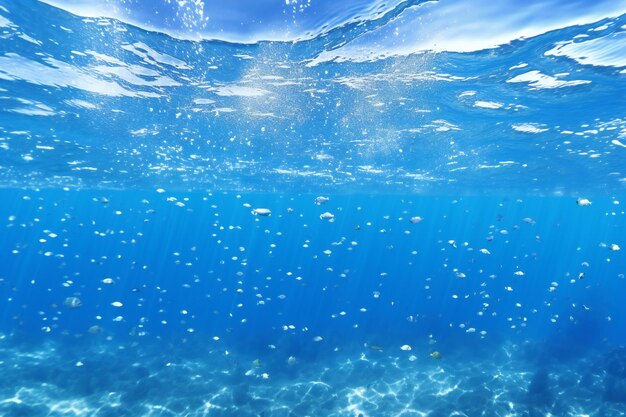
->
[1,0,626,416]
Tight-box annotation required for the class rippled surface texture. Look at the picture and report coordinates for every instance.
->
[1,1,626,416]
[0,0,625,192]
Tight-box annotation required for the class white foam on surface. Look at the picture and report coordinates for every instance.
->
[512,123,549,134]
[545,31,626,68]
[0,15,14,28]
[506,70,591,89]
[193,98,216,105]
[121,42,191,70]
[0,53,160,97]
[474,101,503,109]
[612,139,626,148]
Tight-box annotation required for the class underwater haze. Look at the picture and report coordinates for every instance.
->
[1,0,626,416]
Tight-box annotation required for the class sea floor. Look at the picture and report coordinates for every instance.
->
[1,337,625,417]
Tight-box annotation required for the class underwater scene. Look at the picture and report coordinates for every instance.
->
[1,0,626,416]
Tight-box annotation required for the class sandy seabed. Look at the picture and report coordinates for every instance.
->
[1,337,626,417]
